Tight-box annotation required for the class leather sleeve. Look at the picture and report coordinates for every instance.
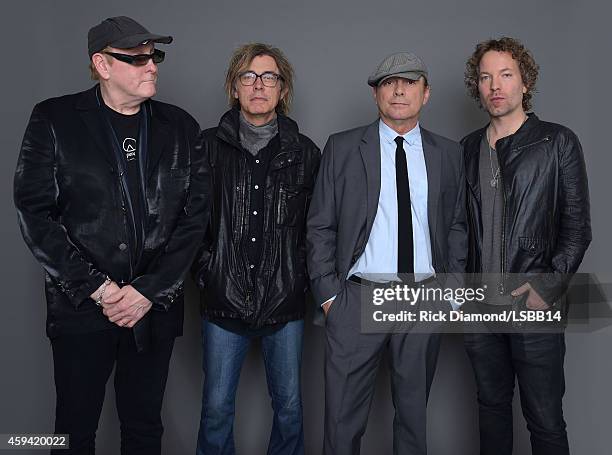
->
[301,140,322,285]
[530,129,592,305]
[14,103,106,307]
[190,130,216,290]
[131,116,212,310]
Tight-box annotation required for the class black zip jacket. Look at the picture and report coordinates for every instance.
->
[462,113,591,306]
[193,109,320,327]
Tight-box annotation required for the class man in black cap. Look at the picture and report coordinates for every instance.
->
[14,16,210,454]
[307,52,467,454]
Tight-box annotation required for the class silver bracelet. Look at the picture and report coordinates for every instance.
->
[95,277,112,306]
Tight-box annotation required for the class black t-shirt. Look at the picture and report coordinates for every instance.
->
[103,103,145,260]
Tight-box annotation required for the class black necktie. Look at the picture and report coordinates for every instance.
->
[395,136,414,274]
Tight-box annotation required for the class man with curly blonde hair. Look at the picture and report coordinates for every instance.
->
[461,37,591,455]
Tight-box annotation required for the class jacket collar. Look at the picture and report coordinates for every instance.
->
[494,112,540,152]
[420,127,441,245]
[463,112,540,204]
[463,112,540,158]
[75,84,169,122]
[216,108,301,152]
[76,85,170,181]
[76,86,118,170]
[358,120,382,239]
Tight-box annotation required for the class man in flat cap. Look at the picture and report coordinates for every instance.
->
[307,52,467,454]
[14,16,210,454]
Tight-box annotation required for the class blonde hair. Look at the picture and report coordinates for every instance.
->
[465,37,539,111]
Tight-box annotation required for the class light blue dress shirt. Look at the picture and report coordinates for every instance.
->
[348,120,435,282]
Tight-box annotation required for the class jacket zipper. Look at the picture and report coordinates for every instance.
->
[245,290,253,319]
[511,136,550,152]
[497,149,507,294]
[499,135,550,292]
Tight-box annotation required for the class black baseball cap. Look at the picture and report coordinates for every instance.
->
[88,16,172,58]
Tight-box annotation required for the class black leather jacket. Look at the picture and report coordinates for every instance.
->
[14,86,210,339]
[193,109,320,327]
[462,113,591,305]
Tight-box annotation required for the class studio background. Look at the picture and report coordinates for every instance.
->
[1,0,610,453]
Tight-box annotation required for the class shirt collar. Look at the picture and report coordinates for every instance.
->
[379,119,421,147]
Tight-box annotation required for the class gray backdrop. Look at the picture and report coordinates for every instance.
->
[1,0,610,453]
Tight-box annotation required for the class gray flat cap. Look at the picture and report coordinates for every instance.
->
[367,52,428,87]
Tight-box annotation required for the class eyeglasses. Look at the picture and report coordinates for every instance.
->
[103,49,165,66]
[238,71,283,87]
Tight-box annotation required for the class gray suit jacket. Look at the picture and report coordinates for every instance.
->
[306,120,467,323]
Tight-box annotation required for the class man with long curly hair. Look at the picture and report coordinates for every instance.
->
[461,37,591,455]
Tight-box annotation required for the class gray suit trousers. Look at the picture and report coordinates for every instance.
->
[323,279,441,455]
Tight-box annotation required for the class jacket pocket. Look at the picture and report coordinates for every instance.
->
[519,237,548,256]
[276,182,306,227]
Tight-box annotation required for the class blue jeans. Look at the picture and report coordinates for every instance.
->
[464,332,569,455]
[196,319,305,455]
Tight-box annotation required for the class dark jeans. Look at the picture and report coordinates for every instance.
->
[50,328,175,455]
[463,331,569,455]
[197,319,304,455]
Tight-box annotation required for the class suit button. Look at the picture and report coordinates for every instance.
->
[118,243,128,251]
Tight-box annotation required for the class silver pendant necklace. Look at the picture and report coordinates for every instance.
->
[485,115,528,189]
[486,127,500,188]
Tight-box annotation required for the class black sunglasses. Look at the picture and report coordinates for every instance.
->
[103,49,165,66]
